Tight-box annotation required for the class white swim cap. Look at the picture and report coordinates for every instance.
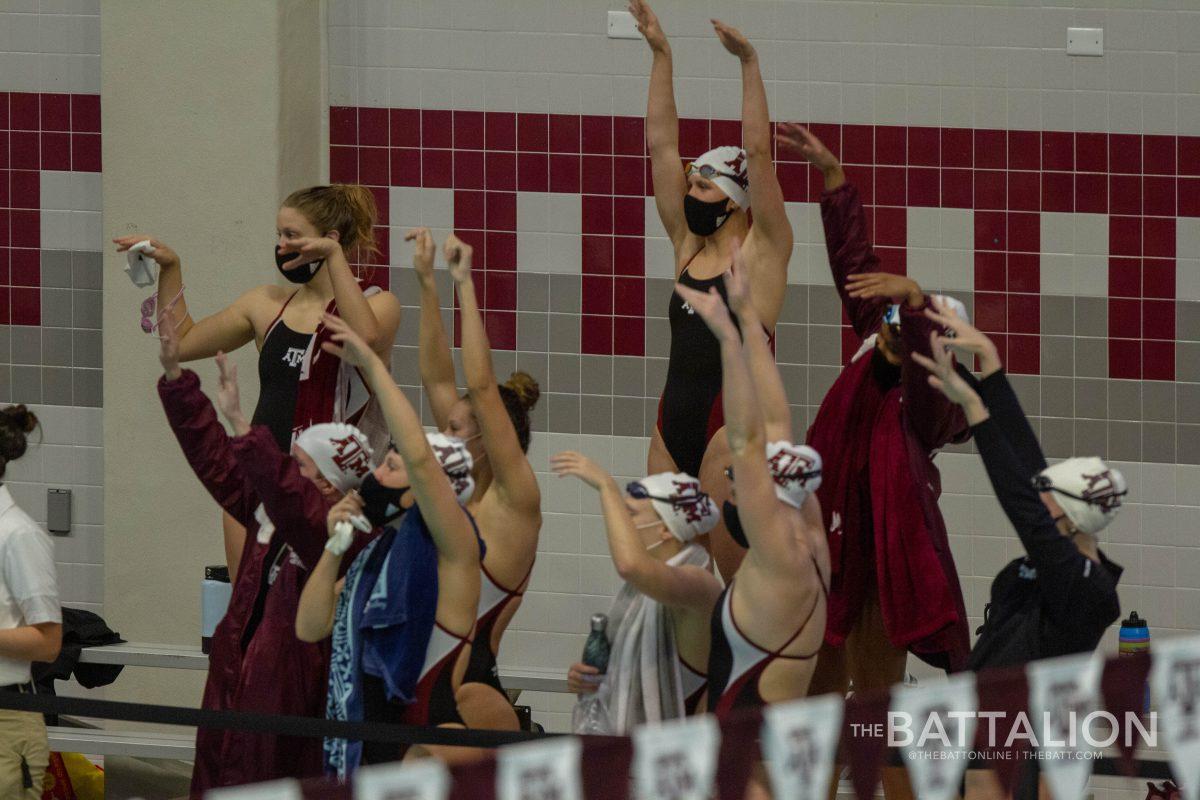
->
[627,472,719,542]
[690,146,750,210]
[1035,457,1127,535]
[294,423,374,494]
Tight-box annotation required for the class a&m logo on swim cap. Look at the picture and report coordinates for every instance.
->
[1081,469,1124,511]
[330,434,373,478]
[669,478,712,524]
[426,432,476,504]
[766,441,823,509]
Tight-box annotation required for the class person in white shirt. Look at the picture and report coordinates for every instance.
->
[0,405,62,799]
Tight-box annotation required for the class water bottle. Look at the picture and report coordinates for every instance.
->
[571,614,612,734]
[1118,611,1151,715]
[201,565,233,654]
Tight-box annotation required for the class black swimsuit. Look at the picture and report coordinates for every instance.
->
[250,293,313,451]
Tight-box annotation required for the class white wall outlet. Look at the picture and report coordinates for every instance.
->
[607,10,641,40]
[1067,27,1103,57]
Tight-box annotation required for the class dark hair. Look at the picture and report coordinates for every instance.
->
[497,372,540,453]
[0,405,39,481]
[281,184,379,263]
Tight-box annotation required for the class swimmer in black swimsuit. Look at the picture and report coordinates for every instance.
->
[631,0,793,582]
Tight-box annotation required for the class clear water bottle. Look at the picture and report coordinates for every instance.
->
[571,613,612,734]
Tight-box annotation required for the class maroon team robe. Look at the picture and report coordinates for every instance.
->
[806,183,972,672]
[159,370,368,794]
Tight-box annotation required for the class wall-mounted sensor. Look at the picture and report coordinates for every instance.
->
[1067,27,1103,57]
[608,10,641,40]
[47,488,72,534]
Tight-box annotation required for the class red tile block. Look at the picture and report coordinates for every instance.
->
[1143,135,1176,175]
[486,151,517,191]
[11,170,39,209]
[842,125,873,165]
[907,167,939,207]
[11,287,38,326]
[613,196,643,237]
[358,146,389,186]
[1109,298,1141,339]
[1180,178,1200,217]
[1109,133,1141,174]
[485,270,517,308]
[1108,339,1140,380]
[1009,130,1040,171]
[581,314,613,355]
[974,292,1007,332]
[1008,171,1039,211]
[1041,171,1074,213]
[0,137,7,170]
[1007,213,1039,254]
[1109,215,1142,257]
[581,116,613,154]
[454,190,486,229]
[1007,253,1040,293]
[0,172,8,208]
[974,129,1006,170]
[1181,136,1200,176]
[485,111,516,151]
[11,210,37,248]
[422,110,452,148]
[875,167,905,206]
[1076,132,1107,173]
[422,149,453,188]
[484,310,516,350]
[41,93,70,132]
[10,247,37,286]
[0,286,7,325]
[678,118,709,158]
[582,195,613,235]
[518,113,548,152]
[974,211,1006,252]
[1108,257,1140,298]
[773,162,804,202]
[1143,298,1175,340]
[582,154,613,195]
[1143,258,1174,299]
[873,206,906,247]
[486,231,517,270]
[807,164,829,202]
[875,246,906,274]
[613,116,645,156]
[70,94,100,133]
[614,155,645,196]
[368,186,388,218]
[391,148,424,187]
[613,317,645,357]
[330,106,358,144]
[517,152,548,192]
[0,93,9,130]
[72,132,101,172]
[1143,176,1177,217]
[908,127,939,167]
[806,124,840,161]
[1007,334,1039,375]
[941,168,972,209]
[11,132,38,170]
[1074,172,1107,214]
[613,236,644,276]
[10,94,38,130]
[389,108,420,148]
[454,110,484,150]
[549,154,580,193]
[942,128,972,168]
[1144,216,1175,259]
[973,170,1006,210]
[583,277,613,316]
[330,145,358,182]
[875,126,906,166]
[975,252,1006,292]
[1008,293,1039,334]
[710,119,740,149]
[1142,340,1174,381]
[0,212,8,247]
[614,276,645,316]
[358,107,389,146]
[1108,174,1142,216]
[1042,131,1074,171]
[454,149,485,189]
[485,191,516,232]
[549,114,581,153]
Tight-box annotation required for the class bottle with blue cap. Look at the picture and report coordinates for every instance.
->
[1118,611,1151,715]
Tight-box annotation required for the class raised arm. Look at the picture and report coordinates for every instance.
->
[295,494,363,643]
[322,315,477,567]
[448,236,540,508]
[114,234,257,361]
[895,299,968,450]
[631,0,688,251]
[550,452,722,612]
[410,228,459,428]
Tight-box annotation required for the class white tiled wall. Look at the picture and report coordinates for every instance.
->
[40,170,103,251]
[0,1,100,94]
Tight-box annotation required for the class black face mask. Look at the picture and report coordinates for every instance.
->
[683,194,731,237]
[275,246,325,284]
[723,500,748,549]
[359,473,410,527]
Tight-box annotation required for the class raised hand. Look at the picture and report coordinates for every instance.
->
[723,238,752,317]
[550,451,611,491]
[675,283,738,342]
[158,307,182,380]
[443,233,473,285]
[925,297,1001,374]
[628,0,669,53]
[775,123,840,174]
[326,491,365,540]
[214,351,247,432]
[845,272,923,306]
[277,235,342,269]
[113,235,180,269]
[319,313,377,369]
[711,19,755,62]
[406,227,436,282]
[911,332,981,409]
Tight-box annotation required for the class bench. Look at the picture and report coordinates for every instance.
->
[47,726,195,760]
